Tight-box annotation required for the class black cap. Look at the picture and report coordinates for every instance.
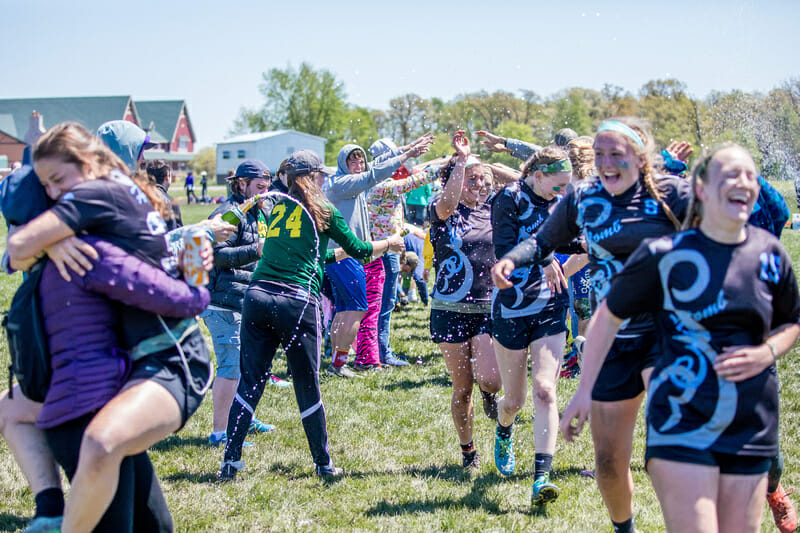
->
[554,128,578,147]
[285,149,332,177]
[232,159,271,180]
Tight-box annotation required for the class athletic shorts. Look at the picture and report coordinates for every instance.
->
[591,331,659,402]
[324,258,368,312]
[492,307,567,350]
[645,446,771,475]
[430,309,491,344]
[200,308,241,379]
[127,329,211,428]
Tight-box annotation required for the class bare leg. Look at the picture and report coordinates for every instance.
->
[648,458,720,533]
[494,344,528,427]
[530,332,565,455]
[330,310,366,353]
[61,380,181,533]
[0,386,61,493]
[590,395,643,523]
[718,472,768,533]
[469,334,501,395]
[440,341,475,445]
[212,377,238,433]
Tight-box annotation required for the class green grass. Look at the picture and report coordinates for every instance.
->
[2,185,800,531]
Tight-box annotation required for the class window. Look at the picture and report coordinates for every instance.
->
[286,146,295,154]
[237,150,246,159]
[178,135,189,151]
[222,151,230,159]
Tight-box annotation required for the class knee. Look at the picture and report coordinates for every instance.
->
[79,431,123,472]
[531,380,557,406]
[501,393,526,414]
[594,448,625,478]
[451,386,473,407]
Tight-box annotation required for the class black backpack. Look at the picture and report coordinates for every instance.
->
[3,260,50,402]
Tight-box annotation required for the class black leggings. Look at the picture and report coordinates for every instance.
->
[44,413,173,533]
[225,281,330,467]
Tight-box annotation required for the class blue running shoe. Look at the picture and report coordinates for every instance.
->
[531,474,560,506]
[494,428,515,476]
[208,431,254,447]
[22,515,62,533]
[248,418,276,434]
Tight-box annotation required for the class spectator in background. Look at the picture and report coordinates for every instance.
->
[146,159,182,231]
[185,171,196,204]
[200,171,208,202]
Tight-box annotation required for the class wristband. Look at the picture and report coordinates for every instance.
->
[765,340,779,362]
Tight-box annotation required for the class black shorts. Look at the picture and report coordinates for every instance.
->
[127,328,211,428]
[645,446,771,475]
[591,331,659,402]
[430,309,491,344]
[492,307,567,350]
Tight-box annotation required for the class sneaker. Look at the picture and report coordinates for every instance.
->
[23,515,62,533]
[248,418,276,434]
[494,429,515,477]
[531,475,560,506]
[408,290,419,303]
[352,362,383,372]
[767,483,797,533]
[208,432,254,447]
[218,460,245,482]
[326,363,357,378]
[480,390,498,420]
[268,374,291,388]
[398,294,409,306]
[315,461,343,478]
[384,354,410,367]
[462,450,481,470]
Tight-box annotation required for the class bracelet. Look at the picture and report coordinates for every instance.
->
[765,340,779,362]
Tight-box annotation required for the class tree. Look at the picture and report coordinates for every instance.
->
[191,146,216,177]
[327,106,380,163]
[386,93,430,145]
[638,78,702,148]
[230,62,347,139]
[551,89,592,136]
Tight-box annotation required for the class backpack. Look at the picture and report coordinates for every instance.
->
[3,260,50,402]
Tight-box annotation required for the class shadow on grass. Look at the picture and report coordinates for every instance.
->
[0,513,27,532]
[150,435,210,452]
[382,374,451,391]
[162,470,218,484]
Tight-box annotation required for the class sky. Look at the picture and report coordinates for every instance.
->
[2,0,798,148]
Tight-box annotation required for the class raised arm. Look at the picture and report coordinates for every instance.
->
[434,131,470,220]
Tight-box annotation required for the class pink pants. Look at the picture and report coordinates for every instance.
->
[355,258,385,365]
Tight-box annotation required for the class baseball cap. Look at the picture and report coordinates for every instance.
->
[554,128,578,147]
[284,149,332,177]
[232,159,271,180]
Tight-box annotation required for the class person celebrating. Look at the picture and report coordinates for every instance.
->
[561,143,800,533]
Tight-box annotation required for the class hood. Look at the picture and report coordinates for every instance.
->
[336,144,367,175]
[97,120,148,172]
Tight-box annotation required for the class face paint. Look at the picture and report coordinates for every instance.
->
[552,186,562,192]
[614,159,629,169]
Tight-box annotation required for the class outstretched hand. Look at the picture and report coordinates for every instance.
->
[407,132,435,158]
[491,259,515,289]
[666,140,694,163]
[452,130,471,158]
[476,130,509,153]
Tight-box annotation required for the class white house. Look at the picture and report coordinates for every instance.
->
[215,130,327,182]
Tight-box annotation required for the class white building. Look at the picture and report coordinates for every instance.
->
[215,130,327,182]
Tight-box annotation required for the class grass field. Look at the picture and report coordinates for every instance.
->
[2,183,800,531]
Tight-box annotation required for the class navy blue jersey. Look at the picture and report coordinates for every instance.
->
[430,200,495,304]
[491,180,569,318]
[607,227,800,456]
[507,175,690,336]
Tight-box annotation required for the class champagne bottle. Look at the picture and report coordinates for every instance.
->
[221,194,264,225]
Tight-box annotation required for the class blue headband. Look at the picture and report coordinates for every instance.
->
[597,121,645,150]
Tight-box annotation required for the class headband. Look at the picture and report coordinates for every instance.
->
[464,155,481,168]
[597,121,645,150]
[532,158,573,174]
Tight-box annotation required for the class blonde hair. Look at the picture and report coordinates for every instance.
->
[599,117,681,229]
[34,122,166,216]
[567,136,595,181]
[521,145,569,178]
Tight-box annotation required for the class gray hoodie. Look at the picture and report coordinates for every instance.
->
[324,143,404,242]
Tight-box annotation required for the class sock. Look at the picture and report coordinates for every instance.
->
[34,487,64,518]
[497,422,513,440]
[534,453,553,479]
[460,441,475,453]
[612,516,635,533]
[333,349,349,368]
[768,450,784,493]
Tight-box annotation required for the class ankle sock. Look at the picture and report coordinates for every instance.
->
[460,441,475,453]
[333,350,349,368]
[533,453,553,479]
[35,487,64,518]
[497,422,513,440]
[612,516,635,533]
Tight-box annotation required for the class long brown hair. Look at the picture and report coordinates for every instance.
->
[601,117,681,229]
[287,172,332,231]
[33,121,167,217]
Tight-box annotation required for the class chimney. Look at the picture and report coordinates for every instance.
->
[24,111,46,146]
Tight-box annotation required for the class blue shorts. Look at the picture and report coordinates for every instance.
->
[492,307,567,350]
[430,309,491,344]
[324,258,368,312]
[200,308,241,379]
[645,446,771,475]
[591,331,659,402]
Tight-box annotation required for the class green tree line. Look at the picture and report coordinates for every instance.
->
[230,62,800,179]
